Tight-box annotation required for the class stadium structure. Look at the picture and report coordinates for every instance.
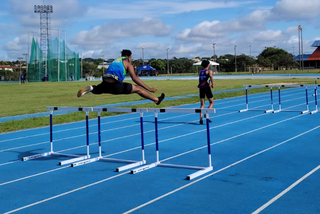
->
[295,40,320,69]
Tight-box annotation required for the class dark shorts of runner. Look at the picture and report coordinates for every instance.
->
[92,79,133,95]
[199,87,213,99]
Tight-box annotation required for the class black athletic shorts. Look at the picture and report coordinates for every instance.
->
[199,87,213,99]
[92,80,132,95]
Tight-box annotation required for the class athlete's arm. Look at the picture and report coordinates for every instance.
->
[208,70,214,88]
[124,60,157,93]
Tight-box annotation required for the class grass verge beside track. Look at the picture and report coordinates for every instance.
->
[0,78,314,133]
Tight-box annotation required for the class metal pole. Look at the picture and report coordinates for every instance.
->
[234,45,237,72]
[142,47,144,65]
[166,47,169,74]
[18,57,23,84]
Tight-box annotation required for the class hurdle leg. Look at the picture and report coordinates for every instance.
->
[116,111,147,172]
[301,86,309,114]
[239,87,249,112]
[273,86,282,113]
[131,111,160,174]
[187,113,213,180]
[265,87,274,113]
[60,111,91,165]
[310,86,318,114]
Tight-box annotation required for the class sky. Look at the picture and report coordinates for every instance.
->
[0,0,320,61]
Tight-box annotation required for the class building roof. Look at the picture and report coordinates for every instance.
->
[311,40,320,47]
[307,47,320,61]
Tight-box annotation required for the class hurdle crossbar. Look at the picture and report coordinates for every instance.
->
[239,85,275,113]
[71,107,148,172]
[131,108,215,180]
[22,107,93,164]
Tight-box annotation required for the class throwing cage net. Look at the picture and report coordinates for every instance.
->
[28,37,80,82]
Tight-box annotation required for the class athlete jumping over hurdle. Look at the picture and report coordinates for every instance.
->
[77,49,165,105]
[198,60,214,124]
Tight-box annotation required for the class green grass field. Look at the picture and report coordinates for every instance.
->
[0,78,315,133]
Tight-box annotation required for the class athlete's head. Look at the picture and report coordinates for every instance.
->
[201,60,210,68]
[121,49,132,57]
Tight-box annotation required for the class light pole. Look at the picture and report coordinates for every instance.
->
[166,47,169,74]
[212,43,216,61]
[18,57,23,84]
[142,47,145,65]
[298,25,303,70]
[100,54,105,76]
[22,53,28,81]
[234,45,237,72]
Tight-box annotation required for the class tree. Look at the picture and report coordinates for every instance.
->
[257,47,295,70]
[149,59,165,71]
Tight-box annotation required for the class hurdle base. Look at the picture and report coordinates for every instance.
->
[239,109,248,112]
[187,166,213,180]
[22,152,53,161]
[310,110,318,114]
[59,155,90,165]
[301,110,309,114]
[131,162,159,174]
[21,152,81,161]
[71,156,146,172]
[240,109,271,113]
[131,161,212,180]
[264,109,273,113]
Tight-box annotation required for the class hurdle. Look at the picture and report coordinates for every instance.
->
[131,108,216,180]
[272,85,310,114]
[71,107,148,172]
[22,107,92,165]
[239,85,275,113]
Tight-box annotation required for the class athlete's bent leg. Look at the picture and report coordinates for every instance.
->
[131,85,165,105]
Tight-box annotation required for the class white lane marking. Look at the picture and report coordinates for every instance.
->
[252,164,320,214]
[123,125,320,214]
[3,171,130,214]
[2,115,314,213]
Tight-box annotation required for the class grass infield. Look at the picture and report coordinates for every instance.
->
[0,78,315,133]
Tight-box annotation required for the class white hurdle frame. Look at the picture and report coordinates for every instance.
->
[239,85,274,113]
[131,108,216,180]
[71,107,147,172]
[22,107,92,165]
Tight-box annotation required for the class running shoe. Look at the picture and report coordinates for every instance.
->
[156,93,165,105]
[200,119,204,124]
[77,86,93,97]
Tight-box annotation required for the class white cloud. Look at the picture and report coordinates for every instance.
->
[86,1,254,20]
[271,0,320,20]
[71,17,172,49]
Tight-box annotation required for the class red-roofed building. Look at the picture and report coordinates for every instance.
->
[304,40,320,68]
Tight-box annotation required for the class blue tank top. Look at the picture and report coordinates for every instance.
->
[198,69,210,88]
[105,57,127,82]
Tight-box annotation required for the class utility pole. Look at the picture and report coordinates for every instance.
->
[18,57,23,84]
[166,47,169,74]
[234,45,237,72]
[212,43,216,61]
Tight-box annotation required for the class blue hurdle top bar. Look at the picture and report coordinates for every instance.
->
[46,106,93,112]
[92,107,148,113]
[148,108,216,114]
[244,84,320,88]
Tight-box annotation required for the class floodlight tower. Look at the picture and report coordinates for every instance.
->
[34,4,53,76]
